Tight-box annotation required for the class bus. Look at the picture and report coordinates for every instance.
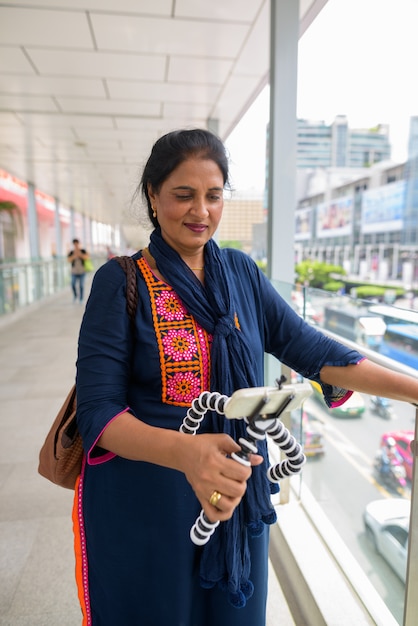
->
[368,304,418,327]
[379,324,418,369]
[323,306,386,349]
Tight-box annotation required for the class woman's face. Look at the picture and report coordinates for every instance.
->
[148,157,224,260]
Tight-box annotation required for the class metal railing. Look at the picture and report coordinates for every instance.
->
[274,282,417,626]
[0,257,105,317]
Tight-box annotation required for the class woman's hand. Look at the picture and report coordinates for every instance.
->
[97,413,263,522]
[179,433,264,522]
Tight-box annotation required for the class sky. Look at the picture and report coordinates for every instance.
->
[225,0,418,193]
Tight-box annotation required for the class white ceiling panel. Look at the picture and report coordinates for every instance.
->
[14,113,114,131]
[106,79,220,104]
[162,101,211,120]
[26,48,167,81]
[0,8,93,48]
[0,76,107,98]
[214,75,264,127]
[0,47,36,74]
[0,0,328,236]
[85,153,126,164]
[55,97,160,117]
[175,0,261,22]
[0,153,26,170]
[71,126,156,143]
[120,146,154,160]
[91,13,248,58]
[234,4,270,77]
[0,94,59,112]
[0,112,24,128]
[72,138,121,149]
[113,117,207,132]
[15,0,173,16]
[61,115,115,129]
[168,56,232,85]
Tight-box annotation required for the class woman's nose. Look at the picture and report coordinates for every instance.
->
[190,196,209,216]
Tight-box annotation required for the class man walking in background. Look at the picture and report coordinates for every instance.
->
[67,239,89,303]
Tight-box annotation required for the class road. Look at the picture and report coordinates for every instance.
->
[298,395,415,624]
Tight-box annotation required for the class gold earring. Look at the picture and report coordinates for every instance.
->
[152,207,157,218]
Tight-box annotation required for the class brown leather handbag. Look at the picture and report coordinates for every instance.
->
[38,256,138,489]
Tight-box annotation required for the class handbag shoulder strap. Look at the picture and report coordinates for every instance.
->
[113,256,139,328]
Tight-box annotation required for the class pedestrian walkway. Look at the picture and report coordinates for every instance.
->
[0,289,86,625]
[0,284,294,625]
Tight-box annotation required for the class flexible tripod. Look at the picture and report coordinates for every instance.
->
[179,377,312,545]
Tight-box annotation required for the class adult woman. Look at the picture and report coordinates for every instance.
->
[74,129,418,625]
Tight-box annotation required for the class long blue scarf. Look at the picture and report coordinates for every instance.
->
[149,228,277,608]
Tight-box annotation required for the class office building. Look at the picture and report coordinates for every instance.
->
[296,115,391,168]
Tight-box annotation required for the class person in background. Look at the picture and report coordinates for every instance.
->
[67,238,89,303]
[380,436,403,474]
[74,129,418,626]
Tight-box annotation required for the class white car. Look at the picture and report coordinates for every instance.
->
[363,498,410,583]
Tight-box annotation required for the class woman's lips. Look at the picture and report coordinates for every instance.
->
[185,223,207,233]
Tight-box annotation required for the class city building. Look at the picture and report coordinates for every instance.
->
[296,115,391,168]
[293,158,418,284]
[219,192,264,254]
[254,116,394,266]
[265,115,391,173]
[295,116,418,288]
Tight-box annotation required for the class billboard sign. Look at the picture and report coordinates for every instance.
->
[361,180,405,233]
[316,196,353,238]
[295,207,312,240]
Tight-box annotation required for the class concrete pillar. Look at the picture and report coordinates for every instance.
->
[265,0,299,390]
[54,197,63,257]
[267,0,299,286]
[207,118,219,135]
[70,207,76,241]
[27,182,40,260]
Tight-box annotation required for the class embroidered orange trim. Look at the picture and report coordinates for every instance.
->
[234,312,241,330]
[72,473,90,625]
[137,257,211,406]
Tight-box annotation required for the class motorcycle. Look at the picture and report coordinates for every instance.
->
[370,396,394,420]
[373,449,408,495]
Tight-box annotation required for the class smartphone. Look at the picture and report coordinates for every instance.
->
[224,382,312,420]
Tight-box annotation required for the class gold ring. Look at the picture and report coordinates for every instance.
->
[209,490,222,507]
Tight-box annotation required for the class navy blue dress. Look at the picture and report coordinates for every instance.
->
[74,249,362,625]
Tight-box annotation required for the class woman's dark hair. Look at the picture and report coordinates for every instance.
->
[138,129,230,228]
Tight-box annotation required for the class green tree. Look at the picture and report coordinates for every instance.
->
[219,240,243,250]
[295,260,345,288]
